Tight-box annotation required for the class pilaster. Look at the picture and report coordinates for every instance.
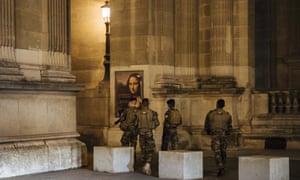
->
[0,0,24,81]
[210,0,233,76]
[174,0,199,88]
[41,0,75,82]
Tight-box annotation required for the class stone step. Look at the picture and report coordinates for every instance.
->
[252,118,300,127]
[246,127,300,136]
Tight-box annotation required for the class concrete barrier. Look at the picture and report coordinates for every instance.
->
[239,155,289,180]
[159,150,203,179]
[93,146,134,173]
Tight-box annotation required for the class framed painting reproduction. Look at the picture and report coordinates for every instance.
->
[115,70,143,117]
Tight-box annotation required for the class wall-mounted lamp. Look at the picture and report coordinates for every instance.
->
[101,0,110,81]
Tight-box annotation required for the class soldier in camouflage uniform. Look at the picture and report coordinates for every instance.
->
[116,98,138,150]
[204,99,232,176]
[136,98,160,175]
[161,99,182,150]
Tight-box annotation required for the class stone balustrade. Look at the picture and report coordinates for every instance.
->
[268,90,299,114]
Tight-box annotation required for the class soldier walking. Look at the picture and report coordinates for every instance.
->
[204,99,232,176]
[136,98,160,175]
[161,99,182,150]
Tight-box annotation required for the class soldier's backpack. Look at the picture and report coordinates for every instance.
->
[137,109,156,129]
[167,109,182,126]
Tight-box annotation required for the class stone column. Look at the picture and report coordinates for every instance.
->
[199,0,211,77]
[210,0,233,77]
[41,0,75,82]
[200,0,236,88]
[174,0,199,88]
[0,0,24,81]
[47,0,68,66]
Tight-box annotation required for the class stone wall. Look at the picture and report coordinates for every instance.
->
[0,0,87,177]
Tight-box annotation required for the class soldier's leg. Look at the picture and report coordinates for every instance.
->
[144,132,155,163]
[121,131,130,146]
[211,135,224,175]
[161,128,170,151]
[142,131,155,175]
[170,129,178,150]
[139,133,147,163]
[220,136,227,164]
[130,131,138,163]
[130,131,138,149]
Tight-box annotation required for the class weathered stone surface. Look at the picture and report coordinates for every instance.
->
[0,144,18,178]
[14,141,48,175]
[0,92,80,143]
[0,138,86,178]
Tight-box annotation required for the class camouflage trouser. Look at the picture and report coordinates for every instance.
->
[161,128,178,150]
[121,130,137,150]
[211,132,227,169]
[138,129,156,164]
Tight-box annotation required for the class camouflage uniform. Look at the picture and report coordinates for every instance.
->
[118,106,138,149]
[137,107,160,164]
[161,108,182,150]
[204,99,232,176]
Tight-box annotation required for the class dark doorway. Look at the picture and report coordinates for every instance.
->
[264,137,287,149]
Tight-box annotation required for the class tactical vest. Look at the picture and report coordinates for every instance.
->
[166,109,181,126]
[208,109,230,131]
[137,109,156,129]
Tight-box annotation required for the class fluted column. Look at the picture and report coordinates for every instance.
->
[288,0,300,55]
[174,0,199,88]
[0,0,15,63]
[42,0,75,82]
[0,0,23,80]
[210,0,233,77]
[47,0,68,67]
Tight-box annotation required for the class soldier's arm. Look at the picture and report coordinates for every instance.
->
[153,111,160,128]
[164,111,170,127]
[204,112,211,135]
[114,118,121,125]
[133,112,138,127]
[226,113,233,135]
[178,110,183,125]
[115,110,126,125]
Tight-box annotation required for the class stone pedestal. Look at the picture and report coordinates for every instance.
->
[93,146,134,173]
[239,156,289,180]
[159,150,203,179]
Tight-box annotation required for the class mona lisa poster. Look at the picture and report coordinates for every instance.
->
[115,70,143,117]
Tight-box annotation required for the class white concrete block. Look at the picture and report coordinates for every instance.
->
[93,146,134,173]
[239,156,289,180]
[159,150,203,179]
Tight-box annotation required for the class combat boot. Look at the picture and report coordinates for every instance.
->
[217,167,225,176]
[142,162,151,175]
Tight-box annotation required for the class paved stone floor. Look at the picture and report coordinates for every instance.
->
[2,149,300,180]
